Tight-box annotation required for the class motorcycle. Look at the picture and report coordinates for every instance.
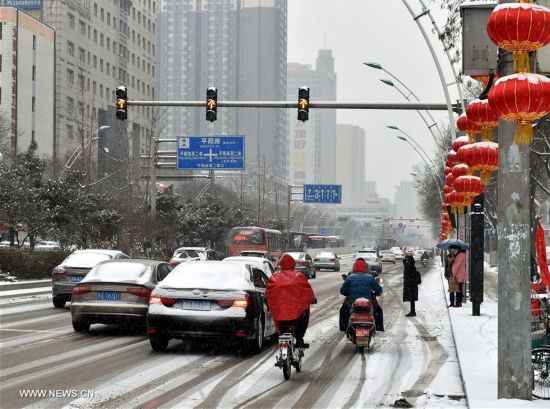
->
[346,298,376,352]
[421,258,428,268]
[274,322,308,380]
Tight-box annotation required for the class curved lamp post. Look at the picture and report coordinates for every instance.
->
[386,125,436,170]
[61,125,110,179]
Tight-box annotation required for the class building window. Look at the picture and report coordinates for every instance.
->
[66,124,74,140]
[78,74,85,89]
[101,8,104,22]
[93,55,97,68]
[67,41,74,57]
[100,59,103,72]
[32,97,35,112]
[79,20,85,36]
[94,29,97,42]
[32,65,35,80]
[79,47,85,63]
[68,13,75,29]
[66,97,74,113]
[100,33,104,47]
[107,12,111,26]
[67,69,74,85]
[94,3,97,17]
[32,35,36,50]
[0,55,2,72]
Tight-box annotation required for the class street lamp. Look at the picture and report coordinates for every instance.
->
[386,125,437,170]
[363,62,442,148]
[61,125,110,178]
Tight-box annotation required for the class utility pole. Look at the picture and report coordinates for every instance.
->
[469,199,484,316]
[150,137,157,225]
[497,0,532,396]
[287,184,292,250]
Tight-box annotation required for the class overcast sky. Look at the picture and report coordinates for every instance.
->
[288,0,460,199]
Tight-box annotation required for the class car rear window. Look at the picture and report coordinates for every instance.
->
[160,263,248,290]
[176,250,199,258]
[63,253,112,267]
[88,262,150,280]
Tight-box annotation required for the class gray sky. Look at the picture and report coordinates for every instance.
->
[288,0,459,198]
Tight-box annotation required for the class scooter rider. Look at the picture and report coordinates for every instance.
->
[266,254,316,348]
[339,259,383,331]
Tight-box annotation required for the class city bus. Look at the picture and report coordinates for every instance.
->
[227,226,284,261]
[286,231,309,251]
[328,235,345,248]
[307,235,330,249]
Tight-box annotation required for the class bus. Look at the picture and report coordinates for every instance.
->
[328,236,345,248]
[286,231,309,252]
[227,226,284,261]
[307,235,330,249]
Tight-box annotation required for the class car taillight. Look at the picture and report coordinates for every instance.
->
[233,297,250,308]
[314,258,319,262]
[330,258,335,261]
[218,299,234,308]
[72,286,92,296]
[149,296,176,306]
[127,287,152,298]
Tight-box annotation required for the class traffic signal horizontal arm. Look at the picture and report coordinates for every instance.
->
[127,100,451,110]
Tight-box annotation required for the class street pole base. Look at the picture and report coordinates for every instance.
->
[472,302,481,316]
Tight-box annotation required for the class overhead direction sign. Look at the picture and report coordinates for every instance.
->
[303,184,342,204]
[177,135,245,170]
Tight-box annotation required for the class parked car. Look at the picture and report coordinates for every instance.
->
[313,252,340,271]
[223,256,276,278]
[52,249,129,308]
[281,252,315,279]
[356,251,383,274]
[379,250,396,264]
[70,259,172,332]
[147,261,277,353]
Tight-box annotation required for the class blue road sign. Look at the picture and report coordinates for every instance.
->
[319,227,328,235]
[177,135,245,170]
[2,0,42,9]
[363,222,372,228]
[303,184,342,204]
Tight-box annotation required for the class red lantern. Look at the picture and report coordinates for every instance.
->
[456,114,481,143]
[468,141,499,185]
[444,166,453,175]
[443,185,453,195]
[466,99,499,141]
[445,190,468,214]
[446,173,456,188]
[452,135,470,152]
[452,164,469,179]
[446,150,460,168]
[488,73,550,144]
[454,175,484,200]
[487,3,550,73]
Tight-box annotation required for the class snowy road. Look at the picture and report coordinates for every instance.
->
[0,258,467,408]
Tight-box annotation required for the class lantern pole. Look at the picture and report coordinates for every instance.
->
[496,1,532,400]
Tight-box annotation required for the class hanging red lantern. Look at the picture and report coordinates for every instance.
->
[466,99,499,141]
[445,190,468,214]
[444,166,453,175]
[454,175,484,200]
[446,173,456,188]
[456,115,481,143]
[487,2,550,73]
[446,150,460,168]
[452,135,471,152]
[488,73,550,145]
[452,163,470,179]
[443,185,453,195]
[468,141,499,185]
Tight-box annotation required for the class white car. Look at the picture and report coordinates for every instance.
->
[379,251,396,264]
[222,256,276,278]
[169,247,207,267]
[392,249,404,260]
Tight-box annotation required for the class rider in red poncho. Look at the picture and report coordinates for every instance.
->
[266,254,316,347]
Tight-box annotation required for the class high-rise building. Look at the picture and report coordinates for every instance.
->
[0,7,55,157]
[394,180,420,219]
[287,49,336,185]
[335,123,365,204]
[157,0,288,184]
[38,0,157,176]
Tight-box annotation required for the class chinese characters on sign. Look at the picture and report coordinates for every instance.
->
[177,135,245,170]
[303,184,342,204]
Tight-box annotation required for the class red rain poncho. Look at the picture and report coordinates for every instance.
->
[266,254,315,331]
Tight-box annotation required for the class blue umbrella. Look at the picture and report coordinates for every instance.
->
[437,239,470,251]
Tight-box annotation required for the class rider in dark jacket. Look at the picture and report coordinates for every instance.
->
[340,259,383,305]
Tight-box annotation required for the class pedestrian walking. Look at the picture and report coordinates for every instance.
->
[450,245,467,307]
[403,255,421,317]
[445,252,457,307]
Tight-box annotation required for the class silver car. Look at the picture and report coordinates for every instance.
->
[70,259,172,332]
[313,252,341,271]
[52,249,129,308]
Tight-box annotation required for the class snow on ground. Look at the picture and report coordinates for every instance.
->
[446,262,550,408]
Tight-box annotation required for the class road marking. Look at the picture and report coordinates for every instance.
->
[0,328,64,333]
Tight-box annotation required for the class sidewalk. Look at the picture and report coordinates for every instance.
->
[445,263,549,408]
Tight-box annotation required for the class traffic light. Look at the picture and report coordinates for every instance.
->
[206,87,218,122]
[115,86,128,120]
[297,87,309,122]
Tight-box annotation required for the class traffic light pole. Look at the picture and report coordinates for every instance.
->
[127,100,454,111]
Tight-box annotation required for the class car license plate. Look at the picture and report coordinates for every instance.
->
[68,275,83,282]
[179,300,211,311]
[96,291,121,301]
[356,328,370,337]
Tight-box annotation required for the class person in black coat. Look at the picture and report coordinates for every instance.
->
[403,255,421,317]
